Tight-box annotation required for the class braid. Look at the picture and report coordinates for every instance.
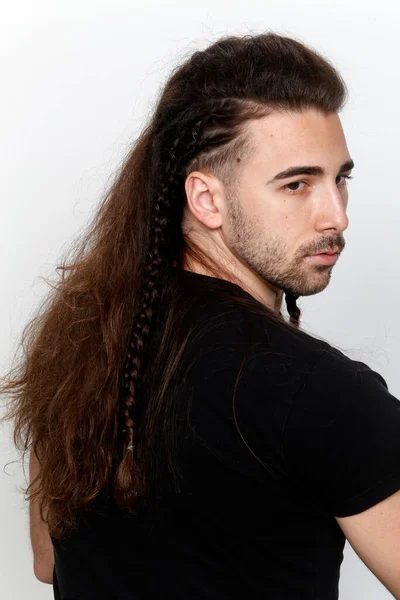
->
[114,115,212,507]
[284,291,301,329]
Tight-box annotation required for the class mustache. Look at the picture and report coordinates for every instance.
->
[306,237,345,255]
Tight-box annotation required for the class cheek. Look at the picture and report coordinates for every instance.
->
[279,196,310,217]
[244,188,309,237]
[250,199,300,240]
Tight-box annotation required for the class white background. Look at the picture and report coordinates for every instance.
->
[1,1,399,598]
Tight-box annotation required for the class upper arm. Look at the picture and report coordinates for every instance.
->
[29,450,54,584]
[335,488,400,599]
[282,349,400,594]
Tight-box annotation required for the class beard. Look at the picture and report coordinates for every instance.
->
[225,191,344,298]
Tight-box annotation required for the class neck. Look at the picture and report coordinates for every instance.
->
[181,254,284,315]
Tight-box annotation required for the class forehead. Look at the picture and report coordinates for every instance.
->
[245,108,349,167]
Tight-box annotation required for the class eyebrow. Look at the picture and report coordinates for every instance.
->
[266,159,355,184]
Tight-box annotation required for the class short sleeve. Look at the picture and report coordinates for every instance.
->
[282,347,400,517]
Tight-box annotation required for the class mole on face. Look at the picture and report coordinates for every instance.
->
[236,157,241,162]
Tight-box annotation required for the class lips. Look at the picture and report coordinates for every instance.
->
[310,248,339,256]
[305,252,339,265]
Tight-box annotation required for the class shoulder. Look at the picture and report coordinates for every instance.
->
[282,342,400,517]
[184,301,349,406]
[293,341,390,414]
[194,303,340,384]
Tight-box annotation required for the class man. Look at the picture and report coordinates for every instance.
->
[16,32,400,598]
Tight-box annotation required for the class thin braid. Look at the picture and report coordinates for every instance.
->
[284,291,301,328]
[114,115,213,504]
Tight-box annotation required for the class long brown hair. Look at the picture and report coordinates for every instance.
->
[0,32,347,539]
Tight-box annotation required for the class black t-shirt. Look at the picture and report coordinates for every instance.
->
[51,270,400,599]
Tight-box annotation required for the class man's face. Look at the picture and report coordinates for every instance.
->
[222,108,352,298]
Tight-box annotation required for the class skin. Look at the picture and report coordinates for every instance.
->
[181,108,353,314]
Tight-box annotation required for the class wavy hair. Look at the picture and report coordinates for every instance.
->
[0,32,347,539]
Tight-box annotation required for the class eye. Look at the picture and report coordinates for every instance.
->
[283,181,307,194]
[282,174,354,195]
[337,174,353,186]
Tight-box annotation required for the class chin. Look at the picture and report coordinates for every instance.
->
[285,271,332,297]
[299,278,332,297]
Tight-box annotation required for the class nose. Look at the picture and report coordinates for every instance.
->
[315,185,349,234]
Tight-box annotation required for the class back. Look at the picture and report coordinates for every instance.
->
[51,270,400,599]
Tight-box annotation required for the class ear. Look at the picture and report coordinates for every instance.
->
[184,171,224,230]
